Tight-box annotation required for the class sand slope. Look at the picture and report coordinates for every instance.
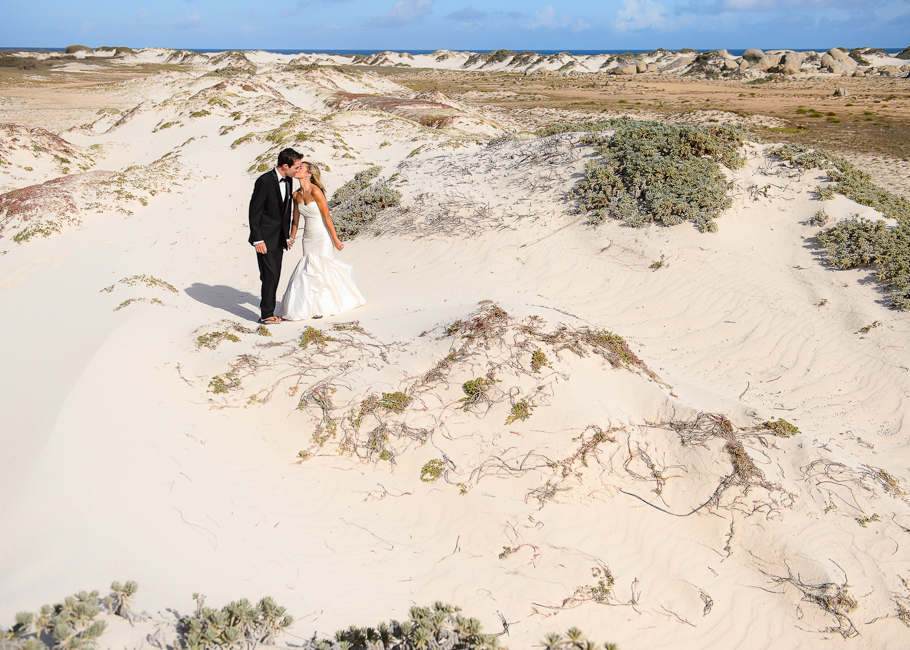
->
[2,52,910,649]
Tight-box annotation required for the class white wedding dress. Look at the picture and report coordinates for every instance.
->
[277,201,365,320]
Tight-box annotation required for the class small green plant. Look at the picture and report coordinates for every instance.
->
[208,373,240,394]
[196,331,240,349]
[816,185,836,200]
[811,209,829,226]
[420,459,444,482]
[377,391,411,413]
[531,349,549,373]
[459,377,494,411]
[505,399,535,425]
[762,418,800,437]
[858,321,881,334]
[104,581,138,621]
[257,325,271,337]
[856,513,880,528]
[299,326,332,349]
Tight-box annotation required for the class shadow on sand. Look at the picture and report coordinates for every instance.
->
[185,283,259,322]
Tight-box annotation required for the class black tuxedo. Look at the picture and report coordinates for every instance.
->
[249,169,293,319]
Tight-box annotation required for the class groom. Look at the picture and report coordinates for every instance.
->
[248,148,303,324]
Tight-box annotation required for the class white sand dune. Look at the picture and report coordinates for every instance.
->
[1,50,910,649]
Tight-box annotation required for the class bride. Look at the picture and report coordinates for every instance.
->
[277,162,365,321]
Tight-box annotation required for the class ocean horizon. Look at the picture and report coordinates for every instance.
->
[2,47,906,57]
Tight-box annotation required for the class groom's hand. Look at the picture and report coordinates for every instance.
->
[254,242,267,254]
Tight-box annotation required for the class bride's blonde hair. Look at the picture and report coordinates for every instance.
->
[304,161,327,194]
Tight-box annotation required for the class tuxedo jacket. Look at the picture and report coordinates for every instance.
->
[248,170,292,251]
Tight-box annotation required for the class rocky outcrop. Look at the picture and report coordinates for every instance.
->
[820,53,857,74]
[753,54,782,71]
[742,49,764,63]
[774,51,805,74]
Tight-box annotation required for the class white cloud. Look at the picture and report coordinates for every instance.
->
[524,4,593,30]
[176,11,203,27]
[447,4,486,29]
[612,0,668,31]
[369,0,433,27]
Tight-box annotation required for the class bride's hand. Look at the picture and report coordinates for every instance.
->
[334,239,344,251]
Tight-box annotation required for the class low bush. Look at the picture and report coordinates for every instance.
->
[332,178,401,239]
[770,144,910,221]
[326,602,498,650]
[816,217,910,310]
[177,595,292,650]
[330,166,382,205]
[574,120,749,232]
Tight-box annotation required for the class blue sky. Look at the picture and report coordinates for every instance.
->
[1,0,907,51]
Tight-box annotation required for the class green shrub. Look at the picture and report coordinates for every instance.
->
[771,144,910,221]
[574,121,748,232]
[328,602,498,650]
[177,595,292,650]
[332,182,401,239]
[816,217,910,310]
[330,166,382,205]
[816,216,886,269]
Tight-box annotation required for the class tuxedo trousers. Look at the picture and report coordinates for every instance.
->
[257,246,284,319]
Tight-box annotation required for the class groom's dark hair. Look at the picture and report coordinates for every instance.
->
[277,148,303,168]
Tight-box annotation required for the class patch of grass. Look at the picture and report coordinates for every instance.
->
[298,326,333,349]
[118,274,178,292]
[196,331,240,349]
[420,459,445,482]
[208,373,240,394]
[13,219,61,243]
[762,418,800,437]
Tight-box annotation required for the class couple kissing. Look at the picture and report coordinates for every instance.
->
[248,148,364,325]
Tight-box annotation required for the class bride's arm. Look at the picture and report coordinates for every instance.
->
[288,193,301,242]
[315,189,344,251]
